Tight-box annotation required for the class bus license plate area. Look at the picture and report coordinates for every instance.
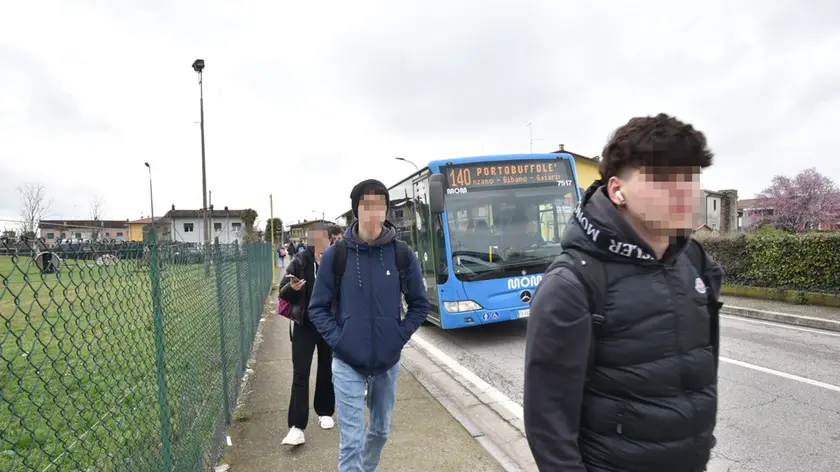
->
[518,309,530,319]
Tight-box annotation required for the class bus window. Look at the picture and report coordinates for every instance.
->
[441,159,579,282]
[389,179,415,248]
[413,176,437,300]
[433,214,448,285]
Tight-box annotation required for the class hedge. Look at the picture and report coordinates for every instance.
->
[694,230,840,292]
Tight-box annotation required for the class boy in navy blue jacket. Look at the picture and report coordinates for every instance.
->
[308,179,429,472]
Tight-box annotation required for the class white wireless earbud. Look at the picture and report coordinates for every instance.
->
[615,190,626,204]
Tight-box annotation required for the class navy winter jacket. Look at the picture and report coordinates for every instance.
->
[308,222,429,376]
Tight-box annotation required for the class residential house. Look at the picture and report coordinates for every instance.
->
[693,189,738,233]
[336,210,354,229]
[737,199,764,230]
[551,144,601,195]
[164,205,245,244]
[288,219,333,244]
[738,198,839,231]
[38,220,130,245]
[127,217,168,241]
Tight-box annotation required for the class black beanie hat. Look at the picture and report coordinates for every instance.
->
[350,179,389,217]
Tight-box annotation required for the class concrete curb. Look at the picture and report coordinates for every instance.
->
[400,343,537,472]
[722,305,840,332]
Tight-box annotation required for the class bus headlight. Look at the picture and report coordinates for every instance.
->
[443,300,483,313]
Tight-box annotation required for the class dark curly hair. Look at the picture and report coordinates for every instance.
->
[599,113,714,181]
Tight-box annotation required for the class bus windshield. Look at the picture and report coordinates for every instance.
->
[442,159,579,282]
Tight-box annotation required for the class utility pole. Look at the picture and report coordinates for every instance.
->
[526,122,544,153]
[527,122,532,153]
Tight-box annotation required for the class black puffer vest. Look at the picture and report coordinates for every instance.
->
[565,184,719,472]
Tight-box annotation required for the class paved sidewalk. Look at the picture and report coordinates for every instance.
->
[721,295,840,322]
[721,294,840,332]
[220,277,504,471]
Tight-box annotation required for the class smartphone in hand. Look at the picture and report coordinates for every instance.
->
[284,273,306,288]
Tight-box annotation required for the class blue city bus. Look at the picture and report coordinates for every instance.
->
[339,153,582,329]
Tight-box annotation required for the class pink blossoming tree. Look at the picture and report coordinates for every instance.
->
[752,168,840,232]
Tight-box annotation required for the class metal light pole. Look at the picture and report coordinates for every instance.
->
[192,59,209,246]
[312,210,325,221]
[395,157,418,170]
[144,162,155,239]
[144,162,155,220]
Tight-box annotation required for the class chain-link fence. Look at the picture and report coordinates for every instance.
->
[0,232,272,471]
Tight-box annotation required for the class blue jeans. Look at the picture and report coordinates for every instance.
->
[332,357,399,472]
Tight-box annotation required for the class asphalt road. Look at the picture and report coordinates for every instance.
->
[415,313,840,472]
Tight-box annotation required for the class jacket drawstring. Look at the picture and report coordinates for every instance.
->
[355,247,362,289]
[353,243,389,290]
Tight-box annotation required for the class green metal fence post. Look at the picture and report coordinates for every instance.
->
[234,241,247,374]
[213,237,231,425]
[244,244,253,346]
[149,230,173,470]
[251,245,259,330]
[260,244,267,322]
[258,245,263,322]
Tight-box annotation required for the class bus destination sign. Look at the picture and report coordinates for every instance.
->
[445,160,572,190]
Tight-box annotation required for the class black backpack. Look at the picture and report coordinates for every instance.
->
[331,239,412,314]
[546,239,723,371]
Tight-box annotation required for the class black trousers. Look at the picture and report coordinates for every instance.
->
[288,320,335,429]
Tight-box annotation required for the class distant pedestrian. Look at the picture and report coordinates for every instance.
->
[309,179,429,472]
[524,113,724,472]
[277,245,286,268]
[279,223,335,446]
[329,225,343,245]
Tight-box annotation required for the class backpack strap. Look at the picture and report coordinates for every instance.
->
[331,238,412,314]
[331,239,348,316]
[394,240,411,296]
[684,239,722,371]
[544,248,607,370]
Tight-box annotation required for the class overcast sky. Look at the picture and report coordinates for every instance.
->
[1,0,838,230]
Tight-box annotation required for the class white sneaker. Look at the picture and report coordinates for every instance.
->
[281,427,305,446]
[318,416,335,429]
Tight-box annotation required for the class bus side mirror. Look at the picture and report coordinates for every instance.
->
[429,174,445,214]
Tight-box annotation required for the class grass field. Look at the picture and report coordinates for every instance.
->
[0,245,268,472]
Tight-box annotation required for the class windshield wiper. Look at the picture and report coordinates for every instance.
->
[466,257,552,282]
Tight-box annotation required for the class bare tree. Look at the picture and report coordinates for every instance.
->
[89,196,105,241]
[18,183,51,238]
